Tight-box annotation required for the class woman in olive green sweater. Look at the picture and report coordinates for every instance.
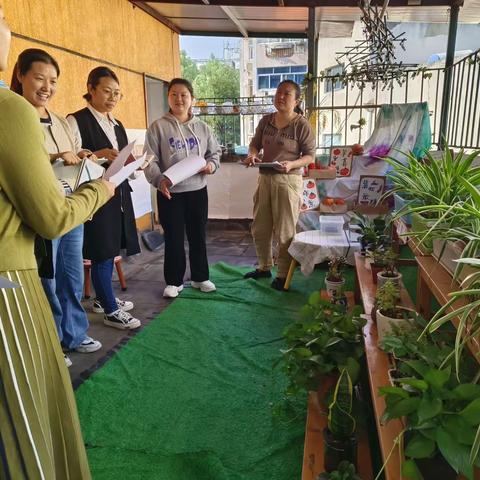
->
[0,7,114,478]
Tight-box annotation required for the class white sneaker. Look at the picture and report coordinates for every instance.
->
[163,285,184,298]
[93,298,134,314]
[191,280,216,293]
[74,336,102,353]
[103,309,141,330]
[64,354,72,368]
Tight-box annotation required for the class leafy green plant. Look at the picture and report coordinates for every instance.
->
[317,461,362,480]
[279,292,366,395]
[381,248,399,277]
[383,149,480,212]
[328,369,355,439]
[366,246,386,267]
[375,281,402,318]
[379,366,480,479]
[350,212,392,250]
[326,256,346,282]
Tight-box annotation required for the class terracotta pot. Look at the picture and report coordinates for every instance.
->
[370,264,383,284]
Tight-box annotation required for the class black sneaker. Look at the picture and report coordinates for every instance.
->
[271,277,287,291]
[104,309,141,330]
[244,269,272,279]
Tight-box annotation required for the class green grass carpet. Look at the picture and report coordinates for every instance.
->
[76,262,340,480]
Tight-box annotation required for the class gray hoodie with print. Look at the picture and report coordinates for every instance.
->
[143,112,221,193]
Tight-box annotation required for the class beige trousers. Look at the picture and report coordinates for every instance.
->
[251,173,303,278]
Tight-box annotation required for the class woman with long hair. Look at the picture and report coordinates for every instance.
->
[12,48,102,364]
[243,80,315,290]
[67,67,141,329]
[0,5,114,477]
[144,78,221,298]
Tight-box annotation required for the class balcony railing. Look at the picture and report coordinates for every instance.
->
[309,48,480,151]
[446,49,480,150]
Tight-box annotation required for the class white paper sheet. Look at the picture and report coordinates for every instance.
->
[104,140,137,180]
[0,276,21,289]
[163,155,206,186]
[108,153,147,187]
[76,159,105,188]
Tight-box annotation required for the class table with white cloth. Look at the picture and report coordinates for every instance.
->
[284,225,361,289]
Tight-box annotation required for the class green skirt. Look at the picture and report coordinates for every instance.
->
[0,269,91,480]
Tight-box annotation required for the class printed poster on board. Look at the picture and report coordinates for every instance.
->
[329,147,353,177]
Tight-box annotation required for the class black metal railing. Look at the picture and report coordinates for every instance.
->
[194,50,480,152]
[445,49,480,150]
[309,48,480,152]
[308,67,444,151]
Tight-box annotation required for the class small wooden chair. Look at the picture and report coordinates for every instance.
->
[83,256,127,299]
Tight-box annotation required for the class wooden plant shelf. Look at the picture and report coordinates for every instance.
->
[354,253,416,480]
[301,291,373,480]
[416,255,480,361]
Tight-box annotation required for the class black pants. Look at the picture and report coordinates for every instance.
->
[157,187,209,286]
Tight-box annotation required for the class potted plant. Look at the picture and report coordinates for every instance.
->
[366,246,385,284]
[383,148,480,252]
[349,213,391,255]
[375,281,415,343]
[279,292,365,400]
[316,461,362,480]
[376,248,402,287]
[325,256,346,299]
[379,365,480,480]
[324,369,357,472]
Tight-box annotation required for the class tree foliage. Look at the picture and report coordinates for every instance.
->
[180,50,199,85]
[180,51,241,147]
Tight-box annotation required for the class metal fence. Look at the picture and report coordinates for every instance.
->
[194,49,480,152]
[309,48,480,151]
[445,49,480,150]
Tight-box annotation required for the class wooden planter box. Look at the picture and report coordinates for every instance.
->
[432,239,476,285]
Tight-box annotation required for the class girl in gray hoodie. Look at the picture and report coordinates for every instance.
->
[144,78,221,298]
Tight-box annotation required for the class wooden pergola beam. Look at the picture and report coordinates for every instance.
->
[145,0,462,7]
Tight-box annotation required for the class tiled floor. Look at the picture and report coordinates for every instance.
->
[69,220,258,387]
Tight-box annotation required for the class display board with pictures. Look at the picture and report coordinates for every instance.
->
[357,175,386,206]
[300,178,320,212]
[329,147,353,177]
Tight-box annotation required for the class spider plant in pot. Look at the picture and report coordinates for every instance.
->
[377,248,402,288]
[325,256,346,300]
[383,148,480,251]
[324,369,357,473]
[375,280,415,344]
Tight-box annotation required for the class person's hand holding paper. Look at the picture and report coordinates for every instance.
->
[162,155,206,187]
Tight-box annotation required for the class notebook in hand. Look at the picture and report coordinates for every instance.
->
[52,158,105,191]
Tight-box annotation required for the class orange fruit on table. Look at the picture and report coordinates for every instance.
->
[323,197,334,206]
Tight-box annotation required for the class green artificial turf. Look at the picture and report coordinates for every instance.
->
[76,262,335,480]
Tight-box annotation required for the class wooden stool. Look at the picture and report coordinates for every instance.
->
[83,256,127,299]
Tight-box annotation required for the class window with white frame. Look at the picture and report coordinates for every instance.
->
[324,64,344,93]
[257,65,307,91]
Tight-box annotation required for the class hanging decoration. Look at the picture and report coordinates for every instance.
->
[334,0,415,90]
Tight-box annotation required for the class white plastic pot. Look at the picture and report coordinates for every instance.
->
[376,307,416,344]
[325,277,346,299]
[377,271,402,288]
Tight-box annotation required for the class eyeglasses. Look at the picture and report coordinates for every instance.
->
[99,88,123,100]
